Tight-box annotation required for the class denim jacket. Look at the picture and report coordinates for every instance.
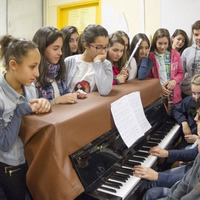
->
[0,75,36,166]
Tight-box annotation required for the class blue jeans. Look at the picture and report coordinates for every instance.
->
[0,162,30,200]
[143,164,192,200]
[143,187,170,200]
[149,164,191,188]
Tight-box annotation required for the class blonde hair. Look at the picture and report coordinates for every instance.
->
[191,74,200,85]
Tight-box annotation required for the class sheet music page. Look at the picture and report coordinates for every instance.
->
[127,92,152,133]
[111,91,151,148]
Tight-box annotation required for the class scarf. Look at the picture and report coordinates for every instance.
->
[38,62,69,100]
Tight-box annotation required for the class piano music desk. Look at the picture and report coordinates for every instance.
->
[20,78,162,200]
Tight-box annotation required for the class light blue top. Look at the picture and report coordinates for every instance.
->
[0,75,36,166]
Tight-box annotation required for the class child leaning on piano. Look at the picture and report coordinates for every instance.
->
[0,35,51,200]
[32,26,87,105]
[64,24,113,96]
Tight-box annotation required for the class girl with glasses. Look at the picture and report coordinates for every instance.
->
[64,24,113,95]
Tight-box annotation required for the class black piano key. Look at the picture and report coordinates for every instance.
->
[140,146,151,152]
[151,134,165,139]
[99,186,117,193]
[150,137,162,142]
[103,182,121,189]
[111,173,129,180]
[105,180,123,187]
[148,140,159,144]
[143,142,157,148]
[115,167,133,175]
[130,157,145,162]
[115,172,130,179]
[109,175,127,182]
[134,151,149,157]
[123,161,141,168]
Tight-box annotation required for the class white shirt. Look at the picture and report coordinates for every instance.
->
[69,57,96,92]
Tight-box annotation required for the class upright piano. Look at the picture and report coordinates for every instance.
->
[19,78,180,200]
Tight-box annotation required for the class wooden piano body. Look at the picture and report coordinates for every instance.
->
[20,79,163,200]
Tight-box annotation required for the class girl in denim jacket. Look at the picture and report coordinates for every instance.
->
[0,35,50,199]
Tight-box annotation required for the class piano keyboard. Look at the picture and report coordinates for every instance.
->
[97,123,180,199]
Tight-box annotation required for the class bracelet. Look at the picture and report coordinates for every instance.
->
[50,98,55,106]
[114,76,120,85]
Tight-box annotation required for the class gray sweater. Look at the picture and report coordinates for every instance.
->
[167,154,200,200]
[181,44,200,95]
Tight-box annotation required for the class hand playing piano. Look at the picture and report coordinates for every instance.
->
[149,146,169,158]
[133,165,158,181]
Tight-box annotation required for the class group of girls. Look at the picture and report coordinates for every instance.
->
[0,24,114,199]
[0,19,198,200]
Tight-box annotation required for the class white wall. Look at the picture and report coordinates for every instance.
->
[45,0,160,41]
[0,0,43,40]
[160,0,200,40]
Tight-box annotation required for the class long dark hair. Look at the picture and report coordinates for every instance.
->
[81,24,108,44]
[107,33,126,70]
[171,29,189,54]
[60,26,79,58]
[130,33,150,64]
[115,30,130,59]
[151,28,172,52]
[33,26,66,87]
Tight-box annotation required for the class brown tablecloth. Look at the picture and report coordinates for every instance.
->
[20,78,162,200]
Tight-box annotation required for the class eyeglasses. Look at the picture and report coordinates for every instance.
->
[89,43,110,53]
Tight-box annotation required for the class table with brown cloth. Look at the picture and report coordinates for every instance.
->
[20,78,162,200]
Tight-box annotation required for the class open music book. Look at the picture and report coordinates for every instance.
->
[111,91,151,148]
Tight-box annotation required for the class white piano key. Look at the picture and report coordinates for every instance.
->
[97,123,180,200]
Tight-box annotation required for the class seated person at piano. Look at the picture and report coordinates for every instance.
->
[0,35,51,199]
[33,26,87,106]
[142,98,200,200]
[134,143,197,200]
[106,33,135,85]
[64,24,113,96]
[138,28,184,105]
[130,33,153,80]
[173,74,200,146]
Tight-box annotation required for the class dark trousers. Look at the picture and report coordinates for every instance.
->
[0,162,28,200]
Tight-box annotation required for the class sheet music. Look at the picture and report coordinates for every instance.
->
[111,91,151,148]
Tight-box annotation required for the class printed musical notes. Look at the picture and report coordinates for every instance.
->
[111,91,151,148]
